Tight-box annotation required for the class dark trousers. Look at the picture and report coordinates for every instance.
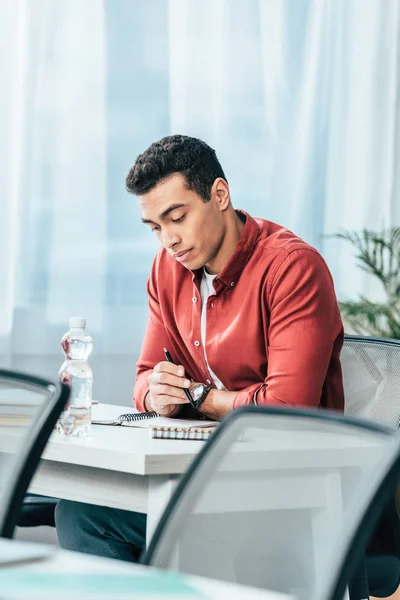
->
[55,500,147,562]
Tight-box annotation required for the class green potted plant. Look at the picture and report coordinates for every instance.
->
[333,228,400,339]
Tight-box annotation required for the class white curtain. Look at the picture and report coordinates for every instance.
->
[1,0,399,403]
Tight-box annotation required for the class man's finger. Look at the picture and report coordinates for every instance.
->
[154,361,185,377]
[155,393,190,407]
[153,372,190,389]
[147,371,189,390]
[153,384,188,401]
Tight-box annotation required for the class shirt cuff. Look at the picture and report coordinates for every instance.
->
[233,384,292,409]
[133,371,152,413]
[233,383,265,409]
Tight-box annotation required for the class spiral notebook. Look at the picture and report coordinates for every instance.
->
[92,411,218,441]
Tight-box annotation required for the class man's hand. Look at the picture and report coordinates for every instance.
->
[145,361,192,417]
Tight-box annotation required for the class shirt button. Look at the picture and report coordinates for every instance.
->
[192,297,197,303]
[210,303,214,308]
[194,341,200,347]
[230,281,235,287]
[206,379,212,385]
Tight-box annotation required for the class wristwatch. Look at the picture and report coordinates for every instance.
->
[190,384,212,410]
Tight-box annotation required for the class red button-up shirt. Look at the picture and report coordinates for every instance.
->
[134,211,344,413]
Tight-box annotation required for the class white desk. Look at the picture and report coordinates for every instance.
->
[27,403,382,551]
[0,538,291,600]
[29,404,204,543]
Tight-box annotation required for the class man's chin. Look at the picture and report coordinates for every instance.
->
[186,263,203,272]
[184,258,205,272]
[174,251,204,271]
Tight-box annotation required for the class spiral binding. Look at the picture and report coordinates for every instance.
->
[117,411,157,423]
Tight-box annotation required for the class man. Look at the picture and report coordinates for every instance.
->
[55,134,344,561]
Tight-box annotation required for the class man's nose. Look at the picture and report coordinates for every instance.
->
[162,228,181,249]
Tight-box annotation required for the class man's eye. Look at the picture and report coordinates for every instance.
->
[172,215,185,223]
[151,226,161,233]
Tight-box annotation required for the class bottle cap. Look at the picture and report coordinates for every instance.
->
[69,317,86,329]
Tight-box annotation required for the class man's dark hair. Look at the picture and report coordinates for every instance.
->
[126,134,227,202]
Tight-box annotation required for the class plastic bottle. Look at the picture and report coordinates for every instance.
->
[57,317,93,437]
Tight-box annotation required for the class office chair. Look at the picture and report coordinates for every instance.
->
[0,369,69,538]
[342,335,400,426]
[142,406,400,600]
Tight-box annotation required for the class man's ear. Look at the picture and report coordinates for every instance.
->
[212,178,230,211]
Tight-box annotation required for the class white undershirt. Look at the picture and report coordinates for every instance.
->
[200,269,226,390]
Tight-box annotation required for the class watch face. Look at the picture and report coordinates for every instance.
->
[192,385,205,402]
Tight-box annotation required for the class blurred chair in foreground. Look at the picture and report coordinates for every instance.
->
[343,335,400,598]
[0,369,69,538]
[142,405,400,600]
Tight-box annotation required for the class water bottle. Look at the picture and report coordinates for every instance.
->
[57,317,93,437]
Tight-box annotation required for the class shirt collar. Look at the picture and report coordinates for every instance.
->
[216,209,259,289]
[191,210,260,290]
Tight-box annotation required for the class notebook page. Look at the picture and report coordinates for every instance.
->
[122,416,217,429]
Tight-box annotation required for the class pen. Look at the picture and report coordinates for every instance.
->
[163,347,193,404]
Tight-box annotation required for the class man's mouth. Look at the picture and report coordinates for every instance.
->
[173,248,193,261]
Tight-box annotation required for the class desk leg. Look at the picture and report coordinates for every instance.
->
[146,474,179,548]
[311,470,344,593]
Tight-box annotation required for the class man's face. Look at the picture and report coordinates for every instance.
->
[139,173,226,272]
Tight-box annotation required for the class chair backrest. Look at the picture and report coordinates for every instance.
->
[142,406,400,600]
[0,369,69,538]
[342,335,400,426]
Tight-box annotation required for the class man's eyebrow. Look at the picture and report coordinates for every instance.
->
[141,204,186,224]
